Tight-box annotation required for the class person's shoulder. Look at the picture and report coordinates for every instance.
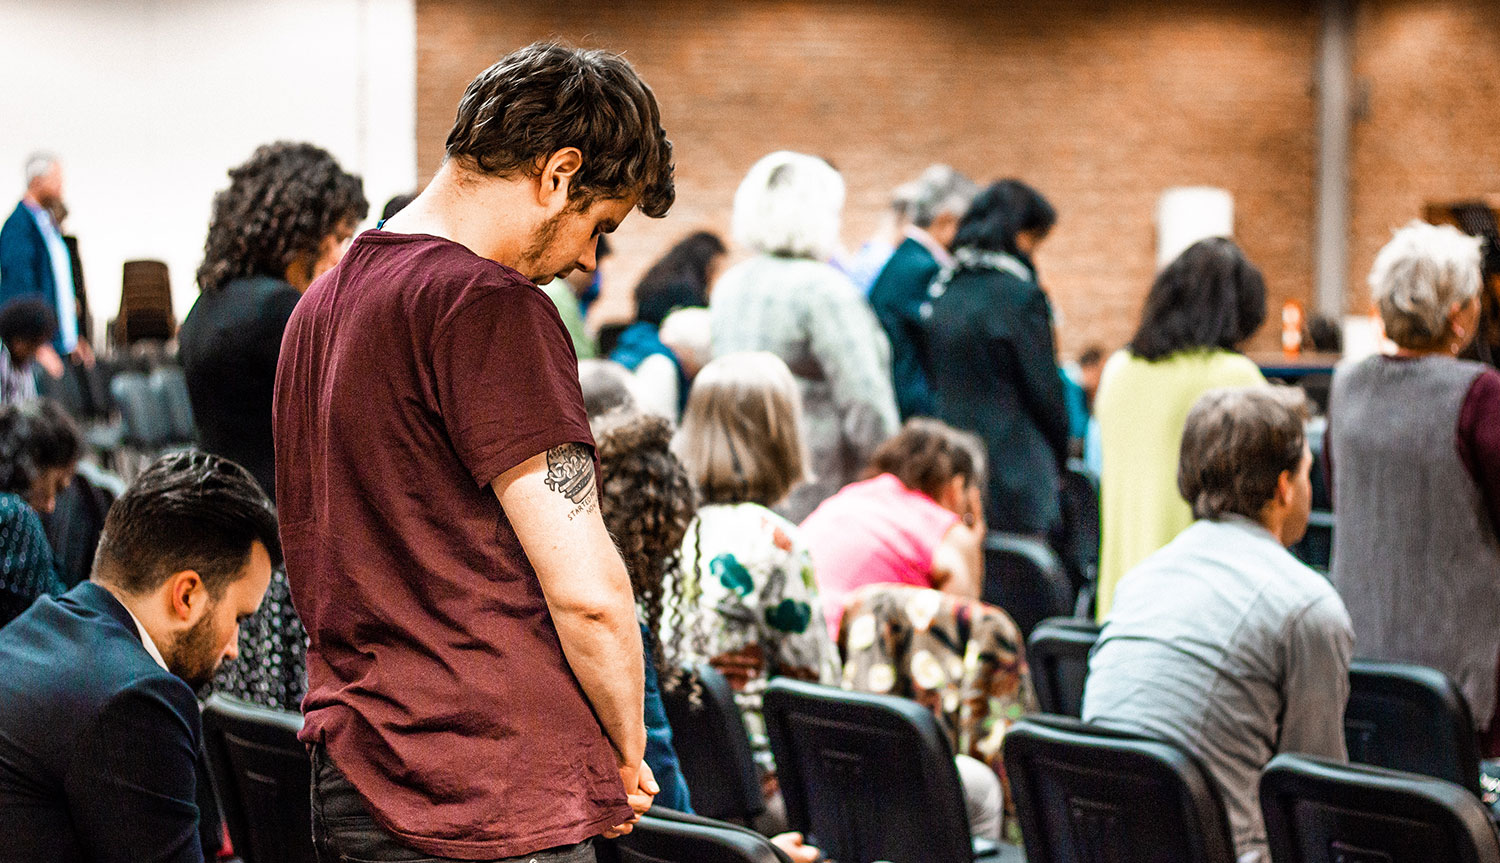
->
[0,490,34,520]
[0,201,26,232]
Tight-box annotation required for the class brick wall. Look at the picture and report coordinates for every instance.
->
[416,0,1325,357]
[1350,0,1500,312]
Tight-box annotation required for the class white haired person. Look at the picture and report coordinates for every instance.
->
[711,152,899,521]
[1328,221,1500,754]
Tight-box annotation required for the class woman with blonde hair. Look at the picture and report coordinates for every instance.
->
[665,351,841,791]
[1329,220,1500,753]
[711,152,899,521]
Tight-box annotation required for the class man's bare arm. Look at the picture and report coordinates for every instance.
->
[495,444,646,769]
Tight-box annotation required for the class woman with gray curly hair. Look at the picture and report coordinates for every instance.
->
[1328,220,1500,753]
[710,152,899,521]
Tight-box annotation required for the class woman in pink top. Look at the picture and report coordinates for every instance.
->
[800,418,988,639]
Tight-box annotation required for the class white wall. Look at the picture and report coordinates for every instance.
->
[0,0,417,335]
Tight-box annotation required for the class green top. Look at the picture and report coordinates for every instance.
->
[1094,348,1266,619]
[541,280,596,360]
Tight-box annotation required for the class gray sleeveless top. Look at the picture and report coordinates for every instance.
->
[1329,355,1500,723]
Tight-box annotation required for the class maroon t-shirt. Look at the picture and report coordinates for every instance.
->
[274,231,632,859]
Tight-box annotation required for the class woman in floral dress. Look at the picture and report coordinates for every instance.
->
[665,352,841,787]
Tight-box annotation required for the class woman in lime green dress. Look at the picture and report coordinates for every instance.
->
[1094,238,1268,619]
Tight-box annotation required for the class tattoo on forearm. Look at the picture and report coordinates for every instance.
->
[545,443,597,519]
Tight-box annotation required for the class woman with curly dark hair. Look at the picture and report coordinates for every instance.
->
[0,398,81,628]
[593,407,823,862]
[178,141,368,501]
[594,408,697,813]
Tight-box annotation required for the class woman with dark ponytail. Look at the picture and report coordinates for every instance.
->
[919,179,1069,539]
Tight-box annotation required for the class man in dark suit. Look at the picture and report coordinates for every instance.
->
[869,165,977,420]
[0,154,93,378]
[0,451,280,863]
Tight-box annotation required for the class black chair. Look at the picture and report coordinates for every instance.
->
[600,809,788,863]
[1344,658,1482,795]
[1003,715,1237,863]
[1057,463,1100,603]
[111,370,170,451]
[763,678,999,863]
[659,663,766,824]
[1026,617,1100,718]
[150,365,197,444]
[40,465,122,589]
[982,531,1072,640]
[201,694,315,863]
[1261,754,1500,863]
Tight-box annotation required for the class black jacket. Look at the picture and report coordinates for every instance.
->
[0,581,209,863]
[920,257,1069,535]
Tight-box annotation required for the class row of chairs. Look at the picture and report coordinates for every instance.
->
[1016,616,1500,862]
[1005,715,1500,863]
[201,669,1010,863]
[1026,617,1487,798]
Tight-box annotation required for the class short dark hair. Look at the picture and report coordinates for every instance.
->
[93,451,282,597]
[633,231,726,326]
[865,418,986,502]
[953,179,1057,258]
[380,192,416,222]
[197,141,368,293]
[445,42,675,218]
[0,399,81,495]
[0,298,57,346]
[1128,237,1267,361]
[1178,386,1308,521]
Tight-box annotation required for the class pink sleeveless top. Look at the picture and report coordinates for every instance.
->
[799,473,961,640]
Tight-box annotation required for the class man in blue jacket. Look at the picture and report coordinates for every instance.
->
[0,153,92,378]
[868,165,977,420]
[0,451,279,863]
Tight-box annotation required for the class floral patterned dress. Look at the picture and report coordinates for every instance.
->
[839,583,1037,840]
[663,502,842,780]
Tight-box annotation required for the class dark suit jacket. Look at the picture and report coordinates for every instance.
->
[0,581,207,863]
[0,202,70,354]
[920,262,1070,535]
[869,237,942,419]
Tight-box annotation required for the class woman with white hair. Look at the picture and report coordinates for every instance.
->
[1329,220,1500,753]
[711,152,900,521]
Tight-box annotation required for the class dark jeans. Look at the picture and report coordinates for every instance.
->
[310,744,596,863]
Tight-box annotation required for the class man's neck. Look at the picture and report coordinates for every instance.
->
[380,162,535,269]
[92,579,170,670]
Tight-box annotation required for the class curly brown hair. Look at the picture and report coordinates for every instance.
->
[594,410,698,674]
[445,42,674,218]
[196,142,368,293]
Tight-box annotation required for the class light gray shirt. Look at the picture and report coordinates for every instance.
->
[1082,517,1354,863]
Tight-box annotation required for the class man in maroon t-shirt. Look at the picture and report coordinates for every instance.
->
[274,43,674,863]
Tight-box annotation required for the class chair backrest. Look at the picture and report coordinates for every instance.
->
[201,694,315,863]
[150,365,197,444]
[1261,754,1500,863]
[982,531,1073,640]
[1026,617,1100,718]
[659,663,766,823]
[110,370,169,449]
[1057,464,1100,593]
[1344,658,1481,794]
[600,809,786,863]
[762,678,974,863]
[1003,715,1237,863]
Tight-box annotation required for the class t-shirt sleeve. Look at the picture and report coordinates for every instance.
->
[431,282,594,487]
[1456,368,1500,540]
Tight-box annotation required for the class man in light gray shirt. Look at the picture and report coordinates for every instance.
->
[1083,386,1354,863]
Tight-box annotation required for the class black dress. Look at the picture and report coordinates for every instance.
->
[177,275,301,500]
[919,250,1070,536]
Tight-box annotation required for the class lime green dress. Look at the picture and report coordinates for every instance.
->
[1094,349,1266,619]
